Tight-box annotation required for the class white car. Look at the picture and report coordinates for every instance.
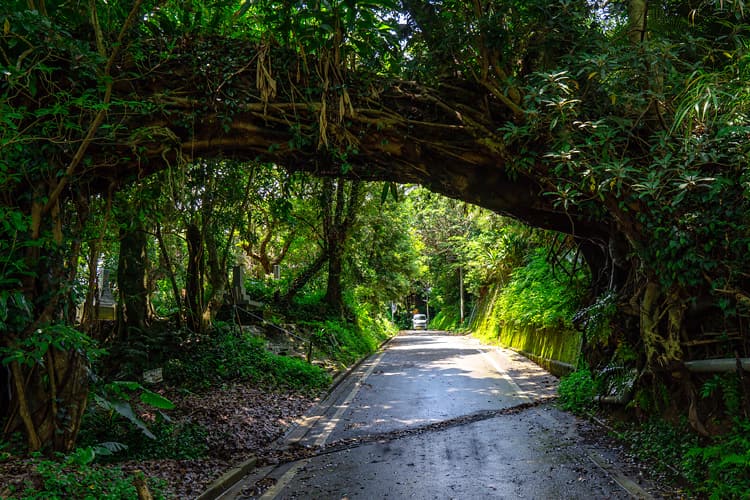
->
[412,314,428,330]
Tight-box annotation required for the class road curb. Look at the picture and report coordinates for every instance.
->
[196,333,398,499]
[328,333,396,393]
[196,456,258,500]
[271,333,397,448]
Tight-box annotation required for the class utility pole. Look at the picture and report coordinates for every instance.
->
[425,286,431,323]
[459,266,464,324]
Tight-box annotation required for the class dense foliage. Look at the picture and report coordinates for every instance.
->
[495,248,587,332]
[2,1,750,496]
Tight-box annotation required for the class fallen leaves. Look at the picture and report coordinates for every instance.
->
[0,382,320,499]
[128,382,320,497]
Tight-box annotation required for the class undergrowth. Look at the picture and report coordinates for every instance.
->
[557,364,597,413]
[5,448,167,499]
[684,417,750,499]
[163,326,331,392]
[559,368,750,499]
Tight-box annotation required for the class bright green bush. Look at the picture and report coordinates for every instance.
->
[269,355,332,391]
[300,301,396,365]
[496,248,586,331]
[430,306,463,331]
[557,365,596,413]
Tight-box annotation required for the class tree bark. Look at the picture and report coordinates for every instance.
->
[204,225,227,322]
[116,223,150,340]
[185,222,206,332]
[323,179,362,315]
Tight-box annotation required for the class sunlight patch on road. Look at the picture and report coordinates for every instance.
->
[313,352,385,447]
[478,349,532,404]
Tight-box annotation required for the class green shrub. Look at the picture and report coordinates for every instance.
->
[300,302,395,365]
[685,418,750,499]
[163,326,330,392]
[78,408,208,462]
[10,448,166,499]
[557,365,596,413]
[76,379,198,462]
[267,355,331,391]
[430,307,462,331]
[701,373,743,417]
[496,248,587,331]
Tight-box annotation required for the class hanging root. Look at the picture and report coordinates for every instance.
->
[640,281,684,368]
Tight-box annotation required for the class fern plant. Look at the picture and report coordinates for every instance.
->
[685,418,750,499]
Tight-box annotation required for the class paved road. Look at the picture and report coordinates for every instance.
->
[220,332,655,499]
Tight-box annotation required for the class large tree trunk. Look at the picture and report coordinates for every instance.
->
[204,226,228,321]
[640,281,685,369]
[116,223,150,340]
[4,349,89,453]
[322,179,362,315]
[185,222,206,333]
[3,184,91,452]
[324,244,345,314]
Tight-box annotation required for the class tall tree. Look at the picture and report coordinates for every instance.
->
[322,178,363,314]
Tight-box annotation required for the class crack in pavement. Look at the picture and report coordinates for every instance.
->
[233,396,655,500]
[255,399,553,468]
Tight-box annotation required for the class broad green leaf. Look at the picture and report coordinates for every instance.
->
[140,390,175,410]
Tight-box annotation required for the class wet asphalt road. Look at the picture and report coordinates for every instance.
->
[221,332,654,499]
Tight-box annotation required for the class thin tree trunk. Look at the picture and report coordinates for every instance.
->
[81,240,99,331]
[283,250,328,304]
[155,221,182,328]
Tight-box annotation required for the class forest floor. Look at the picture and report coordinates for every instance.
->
[124,383,321,498]
[0,382,321,499]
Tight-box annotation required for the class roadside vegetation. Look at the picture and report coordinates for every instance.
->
[2,296,397,497]
[558,364,750,498]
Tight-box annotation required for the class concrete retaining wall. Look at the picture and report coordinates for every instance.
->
[471,283,580,378]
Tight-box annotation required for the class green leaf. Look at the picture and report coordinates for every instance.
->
[140,390,175,410]
[67,447,96,466]
[112,380,142,391]
[110,400,156,439]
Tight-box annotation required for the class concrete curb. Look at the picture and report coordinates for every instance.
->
[196,457,258,500]
[329,333,397,392]
[270,332,397,447]
[196,332,399,499]
[507,347,575,377]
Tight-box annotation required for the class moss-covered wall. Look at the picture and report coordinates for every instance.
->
[471,283,580,377]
